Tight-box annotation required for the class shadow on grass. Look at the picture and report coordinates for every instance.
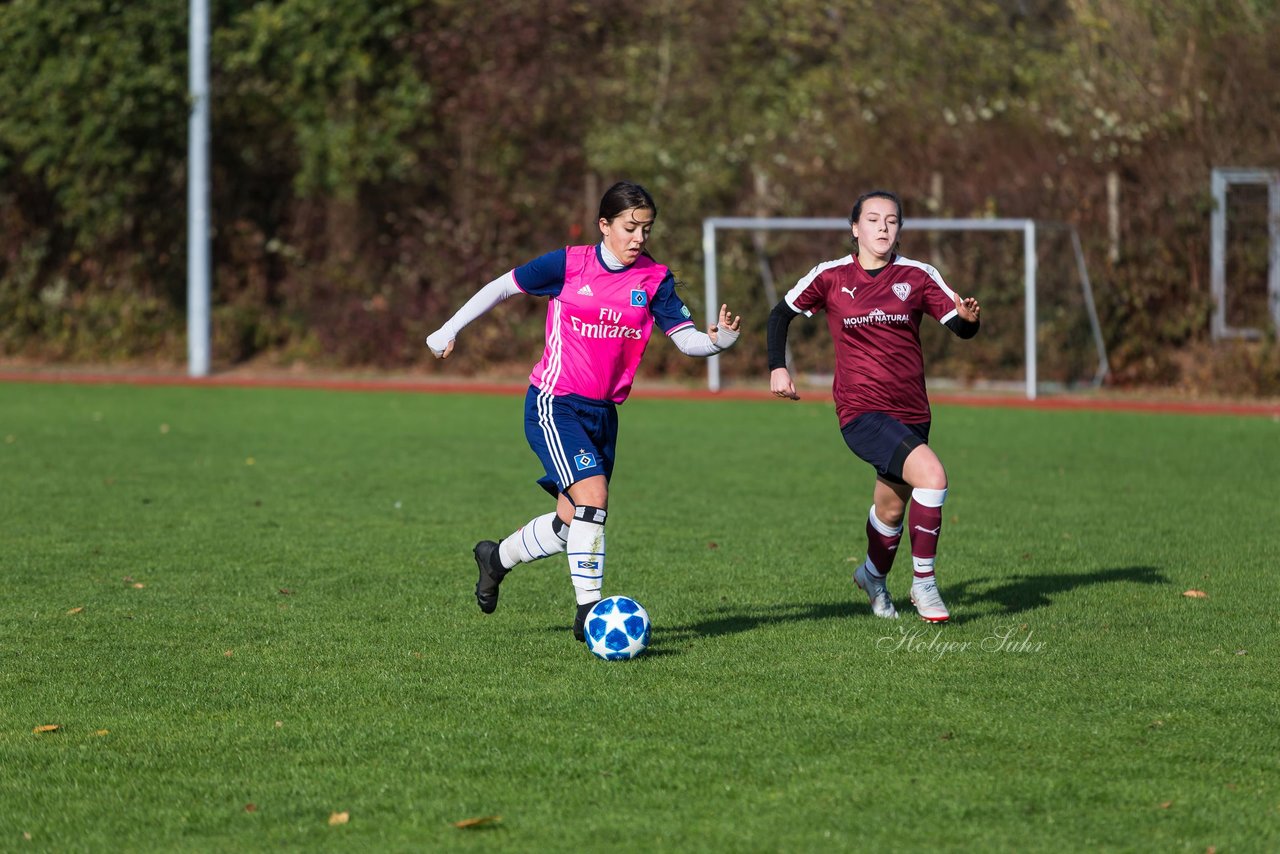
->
[537,566,1168,651]
[542,602,854,651]
[660,601,853,643]
[948,565,1169,615]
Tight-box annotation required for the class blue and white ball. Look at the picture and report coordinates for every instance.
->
[584,596,651,660]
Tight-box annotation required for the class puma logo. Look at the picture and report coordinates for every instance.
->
[913,525,940,536]
[841,286,857,301]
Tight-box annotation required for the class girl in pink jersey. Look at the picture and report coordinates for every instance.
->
[427,182,741,641]
[766,190,981,623]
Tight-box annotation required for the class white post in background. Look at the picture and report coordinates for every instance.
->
[1210,169,1228,340]
[702,219,721,391]
[1209,168,1280,340]
[1024,221,1037,400]
[187,0,211,377]
[1271,176,1280,333]
[1107,170,1120,265]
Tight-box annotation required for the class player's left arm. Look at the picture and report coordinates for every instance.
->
[670,304,741,356]
[945,296,981,338]
[653,275,742,357]
[920,263,981,339]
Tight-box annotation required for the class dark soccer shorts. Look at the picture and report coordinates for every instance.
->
[840,412,931,484]
[523,385,617,498]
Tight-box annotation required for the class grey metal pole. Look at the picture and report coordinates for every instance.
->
[1024,221,1037,400]
[703,219,720,392]
[1071,227,1110,387]
[1210,169,1228,341]
[187,0,210,377]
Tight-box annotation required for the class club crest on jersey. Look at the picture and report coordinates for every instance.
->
[892,282,912,301]
[841,286,858,301]
[574,452,596,470]
[630,289,648,307]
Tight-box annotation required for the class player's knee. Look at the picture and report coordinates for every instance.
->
[567,475,609,509]
[904,451,947,490]
[874,502,906,528]
[917,469,947,491]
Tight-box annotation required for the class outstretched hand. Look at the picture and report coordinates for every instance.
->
[956,296,981,322]
[709,304,741,342]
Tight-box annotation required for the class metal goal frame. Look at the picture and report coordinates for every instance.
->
[702,216,1108,400]
[1210,168,1280,341]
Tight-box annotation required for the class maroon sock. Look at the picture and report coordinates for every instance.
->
[909,502,943,579]
[865,516,902,577]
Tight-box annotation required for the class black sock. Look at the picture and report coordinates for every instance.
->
[572,601,596,640]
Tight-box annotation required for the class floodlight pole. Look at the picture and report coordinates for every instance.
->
[187,0,211,377]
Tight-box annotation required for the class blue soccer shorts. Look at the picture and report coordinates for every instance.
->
[840,412,931,485]
[523,386,618,498]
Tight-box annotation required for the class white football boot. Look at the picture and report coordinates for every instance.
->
[854,563,899,619]
[909,578,951,623]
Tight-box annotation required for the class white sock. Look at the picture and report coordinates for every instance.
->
[869,506,902,538]
[567,505,606,606]
[498,512,567,569]
[911,558,936,583]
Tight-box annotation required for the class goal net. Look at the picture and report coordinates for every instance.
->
[701,217,1109,400]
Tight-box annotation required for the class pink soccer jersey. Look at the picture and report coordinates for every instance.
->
[513,245,695,403]
[785,253,961,425]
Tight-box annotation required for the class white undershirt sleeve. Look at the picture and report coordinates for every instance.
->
[669,324,740,357]
[425,271,522,355]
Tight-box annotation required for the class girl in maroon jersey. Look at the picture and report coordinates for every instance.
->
[766,190,981,622]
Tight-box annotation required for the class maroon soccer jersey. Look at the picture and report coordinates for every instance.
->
[784,253,961,426]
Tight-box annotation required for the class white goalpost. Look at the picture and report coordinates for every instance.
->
[701,216,1109,400]
[1210,167,1280,341]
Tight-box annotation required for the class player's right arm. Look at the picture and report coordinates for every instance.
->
[768,262,830,400]
[767,299,802,400]
[426,249,568,359]
[425,272,521,358]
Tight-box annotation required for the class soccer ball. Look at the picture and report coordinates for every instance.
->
[583,596,651,660]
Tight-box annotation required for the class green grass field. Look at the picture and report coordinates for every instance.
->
[2,381,1277,852]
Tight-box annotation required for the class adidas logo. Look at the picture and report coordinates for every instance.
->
[577,284,594,296]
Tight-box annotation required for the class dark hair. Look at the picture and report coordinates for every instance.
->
[597,181,664,264]
[599,181,657,222]
[849,189,902,224]
[849,189,902,251]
